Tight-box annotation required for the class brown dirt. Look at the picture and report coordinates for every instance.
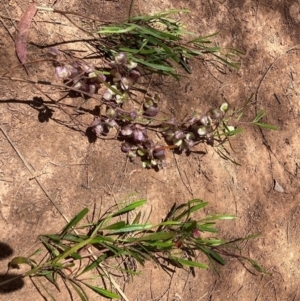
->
[0,0,300,300]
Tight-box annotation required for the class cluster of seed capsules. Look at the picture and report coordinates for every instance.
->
[55,51,230,169]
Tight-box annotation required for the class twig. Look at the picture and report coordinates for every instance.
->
[0,75,102,104]
[128,0,135,21]
[0,15,15,42]
[173,153,194,196]
[0,125,69,224]
[0,0,17,30]
[118,157,129,192]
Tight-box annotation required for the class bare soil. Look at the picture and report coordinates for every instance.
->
[0,0,300,300]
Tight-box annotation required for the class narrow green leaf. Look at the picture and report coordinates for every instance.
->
[40,237,61,257]
[198,223,218,233]
[236,112,244,121]
[36,270,57,276]
[36,277,56,301]
[126,248,146,265]
[252,109,266,122]
[209,249,226,265]
[129,9,190,22]
[253,122,278,130]
[61,234,87,243]
[200,238,226,246]
[221,127,244,137]
[157,221,181,227]
[112,199,147,217]
[189,202,209,213]
[174,201,208,221]
[119,47,155,54]
[188,32,219,43]
[224,233,261,245]
[137,232,175,241]
[132,211,141,224]
[68,281,89,301]
[43,271,60,291]
[110,223,152,233]
[182,221,197,232]
[89,235,114,244]
[28,248,43,258]
[246,258,266,273]
[98,24,137,34]
[201,214,236,222]
[8,256,32,269]
[53,237,93,263]
[212,53,240,69]
[143,241,174,248]
[103,221,126,230]
[84,283,119,299]
[80,254,107,275]
[71,252,82,260]
[172,257,208,269]
[132,57,175,71]
[59,208,89,238]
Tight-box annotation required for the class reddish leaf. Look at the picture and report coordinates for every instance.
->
[15,4,37,64]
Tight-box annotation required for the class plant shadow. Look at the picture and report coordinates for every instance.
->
[0,242,25,294]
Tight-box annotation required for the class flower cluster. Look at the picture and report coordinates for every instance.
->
[103,52,140,104]
[55,60,106,96]
[54,51,231,169]
[162,102,229,151]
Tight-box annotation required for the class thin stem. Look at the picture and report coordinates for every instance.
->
[128,0,135,21]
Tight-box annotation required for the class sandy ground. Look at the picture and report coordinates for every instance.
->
[0,0,300,300]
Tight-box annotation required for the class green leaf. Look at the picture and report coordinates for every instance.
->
[198,223,218,233]
[188,32,219,43]
[143,241,174,248]
[132,57,175,72]
[83,283,119,299]
[89,235,114,244]
[136,232,175,241]
[129,9,190,22]
[8,257,32,269]
[132,211,141,224]
[157,221,181,227]
[252,109,266,122]
[36,277,56,301]
[43,271,60,291]
[253,122,278,130]
[68,280,89,301]
[112,199,147,217]
[59,208,89,238]
[28,248,43,258]
[40,237,61,257]
[98,24,137,34]
[174,201,208,221]
[201,214,236,221]
[60,234,87,243]
[199,238,226,246]
[53,237,93,263]
[110,223,152,234]
[246,258,267,273]
[119,47,155,54]
[133,24,180,40]
[221,127,244,137]
[209,249,226,265]
[103,221,126,230]
[211,53,240,69]
[182,220,197,232]
[172,257,208,269]
[80,254,107,275]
